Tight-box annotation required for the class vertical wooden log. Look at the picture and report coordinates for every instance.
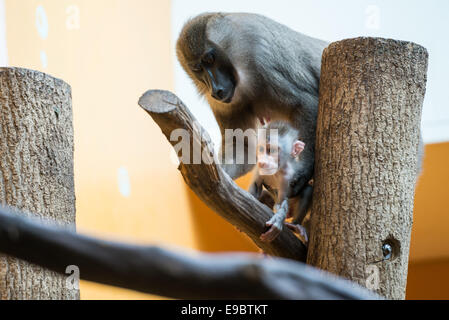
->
[307,38,428,299]
[0,67,79,299]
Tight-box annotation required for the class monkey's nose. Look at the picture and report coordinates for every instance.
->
[212,89,225,101]
[258,162,267,169]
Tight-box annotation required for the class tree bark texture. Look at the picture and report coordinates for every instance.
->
[307,38,428,299]
[0,67,79,299]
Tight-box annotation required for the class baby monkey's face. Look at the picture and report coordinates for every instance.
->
[256,134,305,176]
[256,142,280,176]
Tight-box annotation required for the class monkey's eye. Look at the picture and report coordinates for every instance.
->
[191,64,202,73]
[268,146,278,155]
[202,52,215,65]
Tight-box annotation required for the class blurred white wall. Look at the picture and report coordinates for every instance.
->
[172,0,449,144]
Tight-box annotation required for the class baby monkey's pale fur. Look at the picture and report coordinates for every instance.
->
[250,121,312,243]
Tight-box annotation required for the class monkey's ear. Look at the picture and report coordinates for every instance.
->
[291,140,305,157]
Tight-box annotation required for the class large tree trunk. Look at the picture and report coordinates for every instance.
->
[0,67,79,299]
[307,38,428,299]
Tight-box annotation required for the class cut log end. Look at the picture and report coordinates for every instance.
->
[138,89,180,113]
[0,67,71,89]
[324,37,428,60]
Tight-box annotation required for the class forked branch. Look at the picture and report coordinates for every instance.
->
[138,90,307,261]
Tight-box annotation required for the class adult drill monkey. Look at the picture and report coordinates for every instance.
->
[176,12,328,194]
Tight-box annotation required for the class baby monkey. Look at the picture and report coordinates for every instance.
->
[249,121,313,243]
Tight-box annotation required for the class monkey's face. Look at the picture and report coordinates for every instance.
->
[256,131,305,176]
[256,142,280,176]
[188,46,236,104]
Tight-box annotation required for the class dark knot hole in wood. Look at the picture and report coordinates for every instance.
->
[382,237,401,261]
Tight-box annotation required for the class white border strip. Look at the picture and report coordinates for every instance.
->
[0,0,8,66]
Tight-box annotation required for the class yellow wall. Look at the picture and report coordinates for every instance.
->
[188,174,259,253]
[2,0,448,300]
[406,142,449,299]
[4,0,197,299]
[407,259,449,300]
[411,142,449,261]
